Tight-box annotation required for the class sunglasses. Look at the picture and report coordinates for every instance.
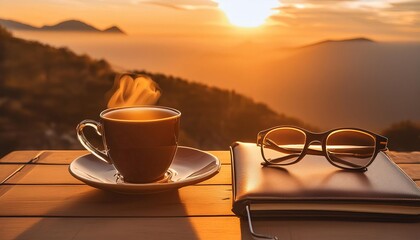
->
[257,126,388,171]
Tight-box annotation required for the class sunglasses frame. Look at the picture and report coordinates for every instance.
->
[257,126,388,171]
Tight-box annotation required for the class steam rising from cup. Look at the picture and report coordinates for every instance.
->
[107,73,161,108]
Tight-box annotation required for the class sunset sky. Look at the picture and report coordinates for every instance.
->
[0,0,419,137]
[1,0,420,44]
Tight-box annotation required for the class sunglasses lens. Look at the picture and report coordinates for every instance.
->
[326,130,376,169]
[262,128,306,165]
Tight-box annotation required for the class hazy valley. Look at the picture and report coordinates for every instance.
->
[8,28,420,131]
[0,27,309,156]
[1,17,420,155]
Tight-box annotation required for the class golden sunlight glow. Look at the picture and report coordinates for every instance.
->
[216,0,279,28]
[294,4,306,9]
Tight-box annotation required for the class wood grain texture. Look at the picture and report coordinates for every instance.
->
[399,164,420,181]
[210,151,232,165]
[32,151,88,164]
[3,150,419,165]
[0,185,233,217]
[0,151,40,163]
[1,217,419,240]
[0,150,420,240]
[388,152,420,164]
[0,150,231,165]
[5,164,232,185]
[0,217,241,240]
[0,164,24,184]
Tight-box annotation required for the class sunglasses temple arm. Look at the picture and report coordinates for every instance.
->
[328,154,367,169]
[265,139,324,156]
[263,139,322,164]
[262,153,300,164]
[378,136,388,151]
[264,139,300,153]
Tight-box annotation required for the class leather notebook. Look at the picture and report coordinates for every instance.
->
[230,142,420,221]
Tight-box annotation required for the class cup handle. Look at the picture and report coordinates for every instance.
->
[76,119,112,164]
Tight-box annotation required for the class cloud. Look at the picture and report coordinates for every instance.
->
[272,0,420,29]
[390,1,420,11]
[47,0,218,10]
[140,0,217,11]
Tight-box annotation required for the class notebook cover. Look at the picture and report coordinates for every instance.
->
[231,142,420,220]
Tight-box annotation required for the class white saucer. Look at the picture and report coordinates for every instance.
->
[69,146,221,194]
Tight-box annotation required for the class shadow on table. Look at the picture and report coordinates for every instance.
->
[239,218,420,240]
[15,189,201,240]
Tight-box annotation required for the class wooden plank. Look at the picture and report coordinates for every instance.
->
[1,150,418,185]
[1,217,419,240]
[399,164,420,181]
[5,164,232,185]
[203,165,231,185]
[0,217,241,240]
[2,150,418,166]
[210,150,232,165]
[0,151,87,164]
[0,164,24,184]
[388,151,420,164]
[0,150,231,165]
[0,151,40,163]
[34,151,88,164]
[0,185,233,217]
[3,165,80,185]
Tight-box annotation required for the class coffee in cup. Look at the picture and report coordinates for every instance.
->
[76,105,181,183]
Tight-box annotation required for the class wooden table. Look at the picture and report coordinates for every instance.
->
[0,150,419,240]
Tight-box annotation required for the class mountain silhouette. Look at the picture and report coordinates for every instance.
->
[103,26,125,34]
[261,37,420,131]
[0,18,126,34]
[41,20,99,31]
[0,19,37,30]
[299,37,375,49]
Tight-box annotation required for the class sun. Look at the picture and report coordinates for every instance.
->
[216,0,279,28]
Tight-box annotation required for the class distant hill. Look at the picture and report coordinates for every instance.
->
[40,20,100,31]
[0,27,308,156]
[258,37,420,131]
[0,19,37,30]
[0,18,125,34]
[299,37,375,49]
[103,26,125,34]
